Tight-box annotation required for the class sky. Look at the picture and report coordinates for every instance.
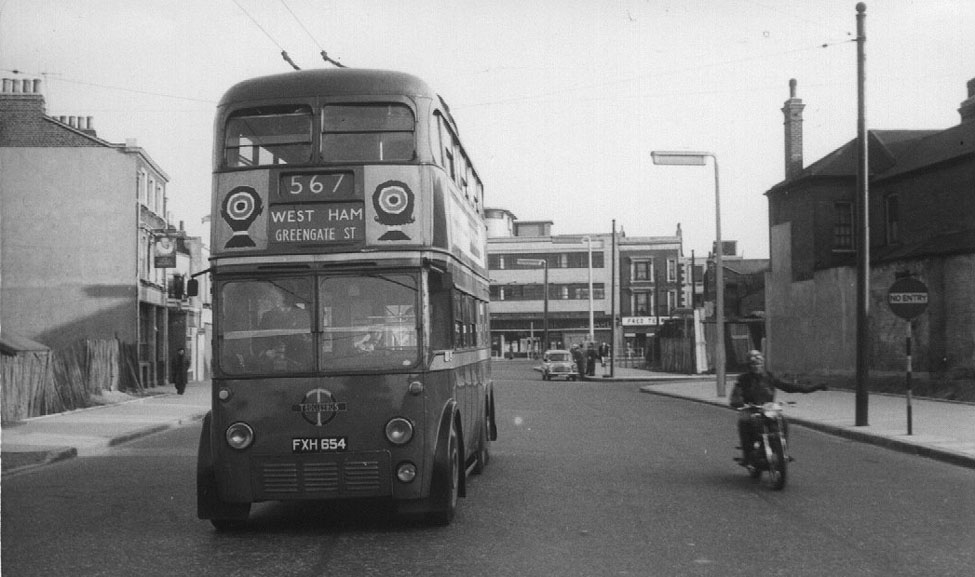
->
[2,0,973,259]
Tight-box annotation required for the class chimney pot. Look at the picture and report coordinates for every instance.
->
[782,78,805,179]
[33,79,42,93]
[69,116,77,128]
[959,77,975,124]
[2,79,11,92]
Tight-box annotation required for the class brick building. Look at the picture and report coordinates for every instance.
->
[486,209,686,364]
[0,77,207,386]
[764,78,975,388]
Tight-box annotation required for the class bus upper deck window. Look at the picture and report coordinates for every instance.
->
[224,105,313,168]
[322,104,415,162]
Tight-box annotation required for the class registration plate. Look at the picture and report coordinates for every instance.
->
[292,437,348,453]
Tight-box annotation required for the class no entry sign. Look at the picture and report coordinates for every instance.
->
[887,277,928,320]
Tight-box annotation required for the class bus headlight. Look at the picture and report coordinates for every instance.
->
[385,417,414,445]
[225,422,254,450]
[396,462,417,483]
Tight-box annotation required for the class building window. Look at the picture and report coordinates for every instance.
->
[632,259,653,281]
[666,259,677,282]
[885,195,900,244]
[666,290,677,314]
[633,292,651,316]
[566,251,605,269]
[833,202,854,250]
[138,169,148,205]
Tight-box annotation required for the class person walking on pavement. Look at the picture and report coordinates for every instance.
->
[172,348,190,395]
[571,344,586,377]
[586,343,599,376]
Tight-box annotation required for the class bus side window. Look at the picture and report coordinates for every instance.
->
[431,113,444,166]
[429,271,453,350]
[453,291,464,348]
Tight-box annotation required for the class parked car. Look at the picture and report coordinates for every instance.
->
[541,349,579,381]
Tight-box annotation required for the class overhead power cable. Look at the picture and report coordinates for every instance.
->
[279,0,347,68]
[0,68,215,104]
[232,0,300,70]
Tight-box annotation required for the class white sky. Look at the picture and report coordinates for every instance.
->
[2,0,972,259]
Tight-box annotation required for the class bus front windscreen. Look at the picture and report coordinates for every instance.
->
[224,105,313,167]
[218,274,419,375]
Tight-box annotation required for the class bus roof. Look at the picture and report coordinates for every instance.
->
[218,69,438,108]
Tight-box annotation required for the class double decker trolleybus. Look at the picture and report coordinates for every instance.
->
[194,69,497,529]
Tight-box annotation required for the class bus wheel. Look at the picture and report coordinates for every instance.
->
[429,422,460,526]
[197,413,251,530]
[473,416,491,474]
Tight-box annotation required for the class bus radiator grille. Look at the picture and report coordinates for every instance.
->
[344,461,382,493]
[256,453,390,498]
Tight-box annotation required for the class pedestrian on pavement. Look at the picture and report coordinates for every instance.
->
[571,344,586,377]
[172,348,190,395]
[586,343,599,376]
[730,350,826,464]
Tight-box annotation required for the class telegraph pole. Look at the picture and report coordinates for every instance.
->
[855,2,870,426]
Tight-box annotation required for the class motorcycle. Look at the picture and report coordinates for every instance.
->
[735,401,792,490]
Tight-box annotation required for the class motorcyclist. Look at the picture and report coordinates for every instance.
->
[730,350,826,465]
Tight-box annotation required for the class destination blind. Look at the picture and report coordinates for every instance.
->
[268,202,365,245]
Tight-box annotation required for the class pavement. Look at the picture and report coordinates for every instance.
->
[2,365,974,478]
[1,380,211,478]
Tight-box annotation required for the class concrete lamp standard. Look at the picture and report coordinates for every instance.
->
[650,150,726,397]
[516,258,549,352]
[582,236,595,344]
[550,236,595,346]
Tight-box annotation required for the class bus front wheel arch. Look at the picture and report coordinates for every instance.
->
[197,412,251,530]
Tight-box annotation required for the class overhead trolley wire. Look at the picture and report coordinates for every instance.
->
[231,0,301,70]
[278,0,347,68]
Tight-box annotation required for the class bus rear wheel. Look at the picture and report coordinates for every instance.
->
[473,416,491,474]
[429,422,460,526]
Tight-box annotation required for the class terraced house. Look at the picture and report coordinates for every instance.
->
[765,78,975,394]
[0,77,208,392]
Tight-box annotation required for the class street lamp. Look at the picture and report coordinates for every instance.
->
[517,258,549,352]
[582,236,594,344]
[651,150,726,397]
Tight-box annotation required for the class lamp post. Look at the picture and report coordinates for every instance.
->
[517,258,549,352]
[582,236,594,344]
[651,150,726,397]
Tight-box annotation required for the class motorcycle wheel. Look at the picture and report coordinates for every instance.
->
[765,435,787,490]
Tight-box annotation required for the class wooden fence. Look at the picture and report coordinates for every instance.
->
[1,339,145,425]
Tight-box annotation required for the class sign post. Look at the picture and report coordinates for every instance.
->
[886,277,929,435]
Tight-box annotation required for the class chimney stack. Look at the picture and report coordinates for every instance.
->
[782,78,805,180]
[959,78,975,124]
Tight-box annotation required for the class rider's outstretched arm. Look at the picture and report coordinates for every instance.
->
[771,372,827,394]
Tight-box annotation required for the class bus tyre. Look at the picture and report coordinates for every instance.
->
[197,413,251,530]
[198,463,251,531]
[473,415,491,474]
[429,422,460,526]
